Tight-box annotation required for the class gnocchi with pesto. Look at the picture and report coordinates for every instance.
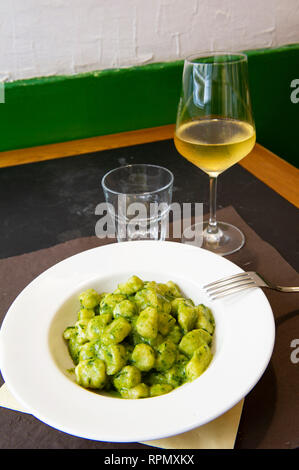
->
[63,275,215,399]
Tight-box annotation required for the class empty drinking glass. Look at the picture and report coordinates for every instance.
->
[101,164,174,242]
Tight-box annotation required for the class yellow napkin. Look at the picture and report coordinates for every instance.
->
[0,382,243,448]
[0,383,30,414]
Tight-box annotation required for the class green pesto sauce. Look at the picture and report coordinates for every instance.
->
[63,276,215,399]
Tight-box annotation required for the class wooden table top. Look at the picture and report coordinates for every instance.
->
[0,124,298,208]
[0,126,298,450]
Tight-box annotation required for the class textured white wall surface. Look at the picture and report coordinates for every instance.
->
[0,0,299,81]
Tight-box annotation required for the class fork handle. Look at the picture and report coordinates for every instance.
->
[275,286,299,293]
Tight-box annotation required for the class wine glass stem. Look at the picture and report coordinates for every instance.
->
[208,176,219,235]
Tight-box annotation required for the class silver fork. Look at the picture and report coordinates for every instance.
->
[204,271,299,300]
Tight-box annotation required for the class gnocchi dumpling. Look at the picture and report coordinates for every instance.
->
[75,358,107,389]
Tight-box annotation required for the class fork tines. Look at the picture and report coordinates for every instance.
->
[204,272,257,300]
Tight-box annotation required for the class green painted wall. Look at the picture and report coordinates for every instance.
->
[246,45,299,168]
[0,44,298,167]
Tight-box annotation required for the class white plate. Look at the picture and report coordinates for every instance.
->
[0,241,275,442]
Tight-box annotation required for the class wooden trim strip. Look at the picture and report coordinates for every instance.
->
[240,145,299,209]
[0,124,176,168]
[0,124,298,208]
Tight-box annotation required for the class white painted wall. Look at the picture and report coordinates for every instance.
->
[0,0,298,81]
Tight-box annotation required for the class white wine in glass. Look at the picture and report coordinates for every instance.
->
[175,53,256,255]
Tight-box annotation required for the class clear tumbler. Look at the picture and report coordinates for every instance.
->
[101,164,174,242]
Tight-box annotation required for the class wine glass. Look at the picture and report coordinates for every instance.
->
[174,52,256,255]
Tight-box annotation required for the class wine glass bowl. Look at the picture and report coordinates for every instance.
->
[175,52,256,255]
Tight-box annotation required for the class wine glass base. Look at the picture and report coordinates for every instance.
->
[182,221,245,256]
